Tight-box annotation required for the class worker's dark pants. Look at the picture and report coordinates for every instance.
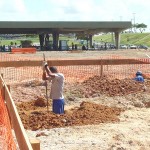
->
[52,99,65,114]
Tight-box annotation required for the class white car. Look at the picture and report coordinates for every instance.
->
[130,45,137,49]
[120,45,127,49]
[5,45,9,51]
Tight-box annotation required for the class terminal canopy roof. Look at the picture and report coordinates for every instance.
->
[0,21,131,34]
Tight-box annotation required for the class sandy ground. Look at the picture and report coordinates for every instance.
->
[8,49,150,150]
[26,108,150,150]
[1,49,150,61]
[12,87,150,150]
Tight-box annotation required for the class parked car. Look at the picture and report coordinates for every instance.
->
[138,45,148,50]
[130,45,137,49]
[120,45,127,49]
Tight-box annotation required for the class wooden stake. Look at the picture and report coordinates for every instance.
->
[100,60,103,77]
[43,53,49,112]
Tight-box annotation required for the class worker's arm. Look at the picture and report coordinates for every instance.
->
[42,62,56,80]
[45,65,56,77]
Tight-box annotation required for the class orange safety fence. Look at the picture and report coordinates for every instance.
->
[0,63,150,84]
[11,48,36,54]
[1,52,150,84]
[0,90,16,150]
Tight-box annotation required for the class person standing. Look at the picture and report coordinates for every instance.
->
[42,62,65,114]
[72,42,74,50]
[75,44,77,50]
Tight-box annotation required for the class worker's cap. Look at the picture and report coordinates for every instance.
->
[136,71,142,76]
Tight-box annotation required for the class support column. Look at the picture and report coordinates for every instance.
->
[89,34,93,48]
[52,32,59,50]
[39,33,45,51]
[114,32,120,49]
[45,34,50,50]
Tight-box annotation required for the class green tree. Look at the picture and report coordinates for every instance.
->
[76,33,89,40]
[10,41,14,45]
[20,40,32,48]
[134,23,147,33]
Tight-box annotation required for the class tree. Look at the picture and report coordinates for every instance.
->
[134,23,147,33]
[10,41,14,45]
[20,40,32,48]
[76,33,89,40]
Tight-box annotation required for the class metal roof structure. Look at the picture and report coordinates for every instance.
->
[0,21,131,34]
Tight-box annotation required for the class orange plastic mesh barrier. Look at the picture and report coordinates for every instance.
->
[1,52,150,84]
[11,47,36,54]
[1,62,150,85]
[0,91,16,150]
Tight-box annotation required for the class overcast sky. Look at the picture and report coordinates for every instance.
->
[0,0,150,32]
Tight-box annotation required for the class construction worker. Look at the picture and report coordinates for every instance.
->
[134,71,144,82]
[42,62,65,114]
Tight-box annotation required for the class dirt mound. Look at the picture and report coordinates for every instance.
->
[17,101,123,131]
[78,75,146,97]
[34,96,47,107]
[16,98,51,112]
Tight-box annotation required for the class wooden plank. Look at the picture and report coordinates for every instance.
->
[0,59,150,67]
[47,59,150,66]
[0,74,4,99]
[0,74,3,89]
[30,139,40,150]
[4,87,33,150]
[0,60,41,67]
[0,75,33,150]
[4,88,33,150]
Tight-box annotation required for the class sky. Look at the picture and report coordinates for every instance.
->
[0,0,150,32]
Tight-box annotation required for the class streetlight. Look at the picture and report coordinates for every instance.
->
[130,19,133,32]
[133,13,136,32]
[120,16,122,21]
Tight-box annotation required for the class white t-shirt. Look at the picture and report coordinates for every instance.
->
[48,73,64,99]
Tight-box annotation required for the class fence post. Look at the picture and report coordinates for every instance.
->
[100,60,103,77]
